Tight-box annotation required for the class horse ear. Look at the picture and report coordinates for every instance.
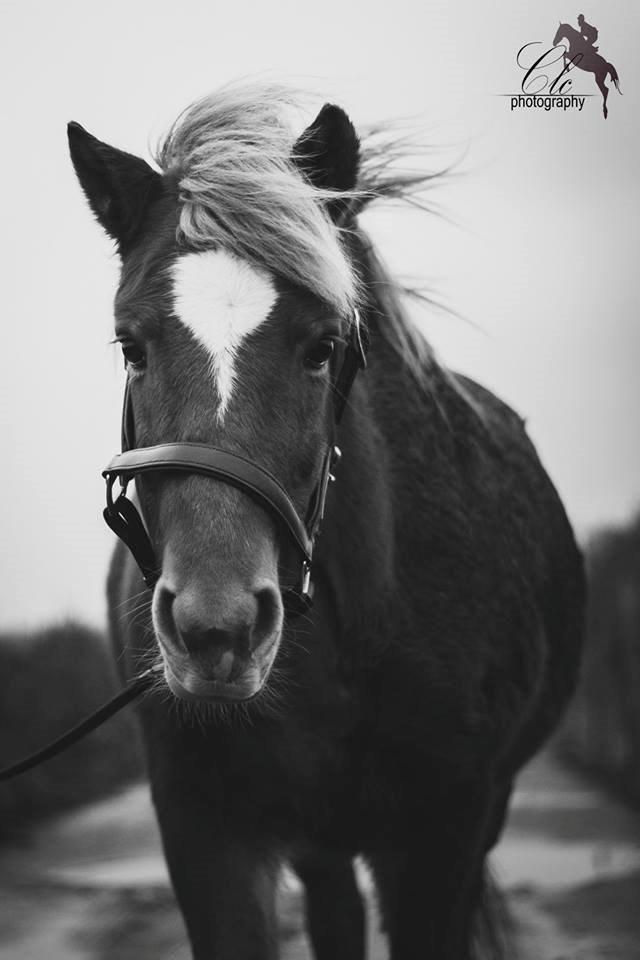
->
[67,122,162,251]
[292,104,360,222]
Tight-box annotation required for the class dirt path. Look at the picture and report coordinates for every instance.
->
[1,751,639,959]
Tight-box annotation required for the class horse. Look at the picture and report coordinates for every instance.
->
[553,22,622,118]
[68,84,585,960]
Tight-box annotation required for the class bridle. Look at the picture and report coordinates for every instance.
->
[102,309,369,616]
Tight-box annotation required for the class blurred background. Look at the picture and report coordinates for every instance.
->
[0,1,638,957]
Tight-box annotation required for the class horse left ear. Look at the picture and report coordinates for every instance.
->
[292,104,360,222]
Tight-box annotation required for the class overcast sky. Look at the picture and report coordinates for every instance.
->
[1,0,637,628]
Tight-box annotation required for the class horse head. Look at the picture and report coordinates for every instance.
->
[553,22,568,47]
[553,21,585,53]
[68,93,361,704]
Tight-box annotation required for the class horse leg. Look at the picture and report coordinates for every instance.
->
[149,752,279,959]
[596,71,609,118]
[370,784,496,960]
[293,850,366,960]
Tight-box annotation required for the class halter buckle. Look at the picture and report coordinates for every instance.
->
[301,560,312,598]
[283,560,314,617]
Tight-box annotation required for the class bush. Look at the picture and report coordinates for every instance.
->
[0,620,144,833]
[557,511,640,803]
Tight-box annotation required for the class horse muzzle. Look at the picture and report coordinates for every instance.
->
[152,576,284,703]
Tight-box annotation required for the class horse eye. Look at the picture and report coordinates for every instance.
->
[304,338,335,370]
[120,339,146,370]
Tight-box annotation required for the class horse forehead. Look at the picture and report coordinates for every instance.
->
[172,248,278,349]
[171,248,279,414]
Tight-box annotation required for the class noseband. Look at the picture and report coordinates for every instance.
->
[102,311,368,616]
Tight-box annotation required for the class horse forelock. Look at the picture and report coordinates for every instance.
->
[154,83,357,318]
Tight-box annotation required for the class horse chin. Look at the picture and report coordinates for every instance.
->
[160,637,280,704]
[164,665,263,703]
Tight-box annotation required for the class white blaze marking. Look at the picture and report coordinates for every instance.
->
[172,249,277,417]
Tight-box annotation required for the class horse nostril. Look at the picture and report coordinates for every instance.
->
[252,584,284,648]
[153,583,179,645]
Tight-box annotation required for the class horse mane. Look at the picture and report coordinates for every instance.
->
[155,82,444,376]
[353,131,445,375]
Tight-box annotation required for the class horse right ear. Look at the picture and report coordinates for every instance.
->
[67,122,162,251]
[292,104,360,222]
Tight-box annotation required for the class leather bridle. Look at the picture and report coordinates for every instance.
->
[102,309,369,616]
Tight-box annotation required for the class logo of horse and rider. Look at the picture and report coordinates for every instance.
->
[514,15,622,118]
[557,15,622,117]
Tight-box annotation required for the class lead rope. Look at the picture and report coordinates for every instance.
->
[0,664,162,782]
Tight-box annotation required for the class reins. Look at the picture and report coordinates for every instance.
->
[0,309,368,782]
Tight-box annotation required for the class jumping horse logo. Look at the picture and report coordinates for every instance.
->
[553,15,622,118]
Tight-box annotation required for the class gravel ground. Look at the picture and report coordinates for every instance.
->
[1,750,639,959]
